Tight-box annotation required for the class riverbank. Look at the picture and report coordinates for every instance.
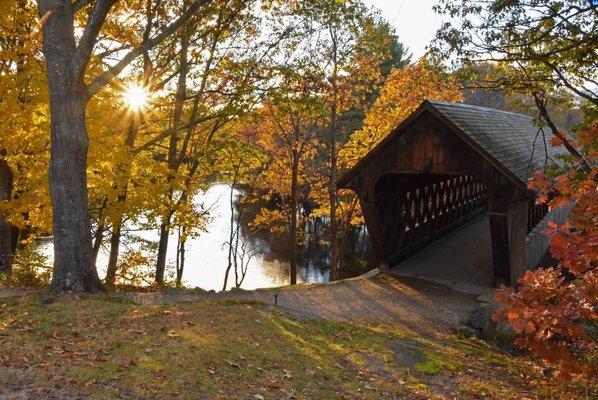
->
[1,281,595,399]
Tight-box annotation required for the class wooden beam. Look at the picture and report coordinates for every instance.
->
[508,200,530,284]
[487,176,517,286]
[488,211,511,285]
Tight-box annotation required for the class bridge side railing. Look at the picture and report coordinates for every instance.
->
[387,175,488,264]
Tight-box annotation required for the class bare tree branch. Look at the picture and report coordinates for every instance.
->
[540,59,598,106]
[72,0,96,13]
[532,91,592,171]
[72,0,118,80]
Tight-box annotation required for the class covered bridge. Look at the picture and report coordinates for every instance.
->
[338,100,569,287]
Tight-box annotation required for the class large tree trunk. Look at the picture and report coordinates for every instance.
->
[39,2,103,292]
[47,85,102,292]
[0,160,14,274]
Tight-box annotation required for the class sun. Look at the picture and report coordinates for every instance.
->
[122,85,149,111]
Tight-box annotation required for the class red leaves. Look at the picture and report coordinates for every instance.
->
[549,135,564,147]
[496,125,598,379]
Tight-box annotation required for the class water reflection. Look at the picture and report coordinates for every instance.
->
[39,184,374,291]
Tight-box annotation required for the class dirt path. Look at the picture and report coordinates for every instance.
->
[117,273,480,335]
[2,273,481,334]
[0,287,31,298]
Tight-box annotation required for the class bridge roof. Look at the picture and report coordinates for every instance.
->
[338,100,566,191]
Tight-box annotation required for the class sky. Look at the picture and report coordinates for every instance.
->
[363,0,443,60]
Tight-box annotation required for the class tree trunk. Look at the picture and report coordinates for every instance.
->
[102,3,152,284]
[155,221,170,285]
[328,28,340,281]
[47,85,102,292]
[10,226,20,255]
[328,131,339,281]
[336,197,358,278]
[289,151,299,285]
[155,25,189,285]
[175,228,186,287]
[223,181,237,291]
[0,160,13,274]
[104,113,140,286]
[104,221,122,287]
[91,199,107,268]
[91,221,104,266]
[39,2,103,292]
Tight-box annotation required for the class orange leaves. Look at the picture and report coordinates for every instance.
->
[553,174,572,196]
[527,170,553,206]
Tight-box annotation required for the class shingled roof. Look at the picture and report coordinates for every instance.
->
[338,100,565,191]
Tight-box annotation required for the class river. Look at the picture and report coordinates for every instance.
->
[38,184,374,291]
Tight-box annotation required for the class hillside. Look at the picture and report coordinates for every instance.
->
[0,292,593,399]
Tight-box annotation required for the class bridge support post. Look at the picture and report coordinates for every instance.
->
[487,178,516,286]
[508,200,529,284]
[488,211,511,286]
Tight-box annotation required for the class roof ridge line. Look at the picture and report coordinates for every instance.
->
[426,100,535,119]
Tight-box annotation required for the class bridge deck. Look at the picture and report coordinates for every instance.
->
[388,214,493,294]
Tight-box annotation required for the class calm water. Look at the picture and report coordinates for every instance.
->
[39,184,374,291]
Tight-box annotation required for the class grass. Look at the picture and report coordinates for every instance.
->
[0,293,595,399]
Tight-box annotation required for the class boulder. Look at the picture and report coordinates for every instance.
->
[469,302,515,338]
[470,303,495,335]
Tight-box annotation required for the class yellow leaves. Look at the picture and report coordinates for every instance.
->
[0,2,53,236]
[0,0,14,15]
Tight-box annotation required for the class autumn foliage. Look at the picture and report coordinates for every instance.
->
[494,125,598,378]
[340,61,462,166]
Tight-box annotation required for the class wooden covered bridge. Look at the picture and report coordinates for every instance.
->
[338,100,569,288]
